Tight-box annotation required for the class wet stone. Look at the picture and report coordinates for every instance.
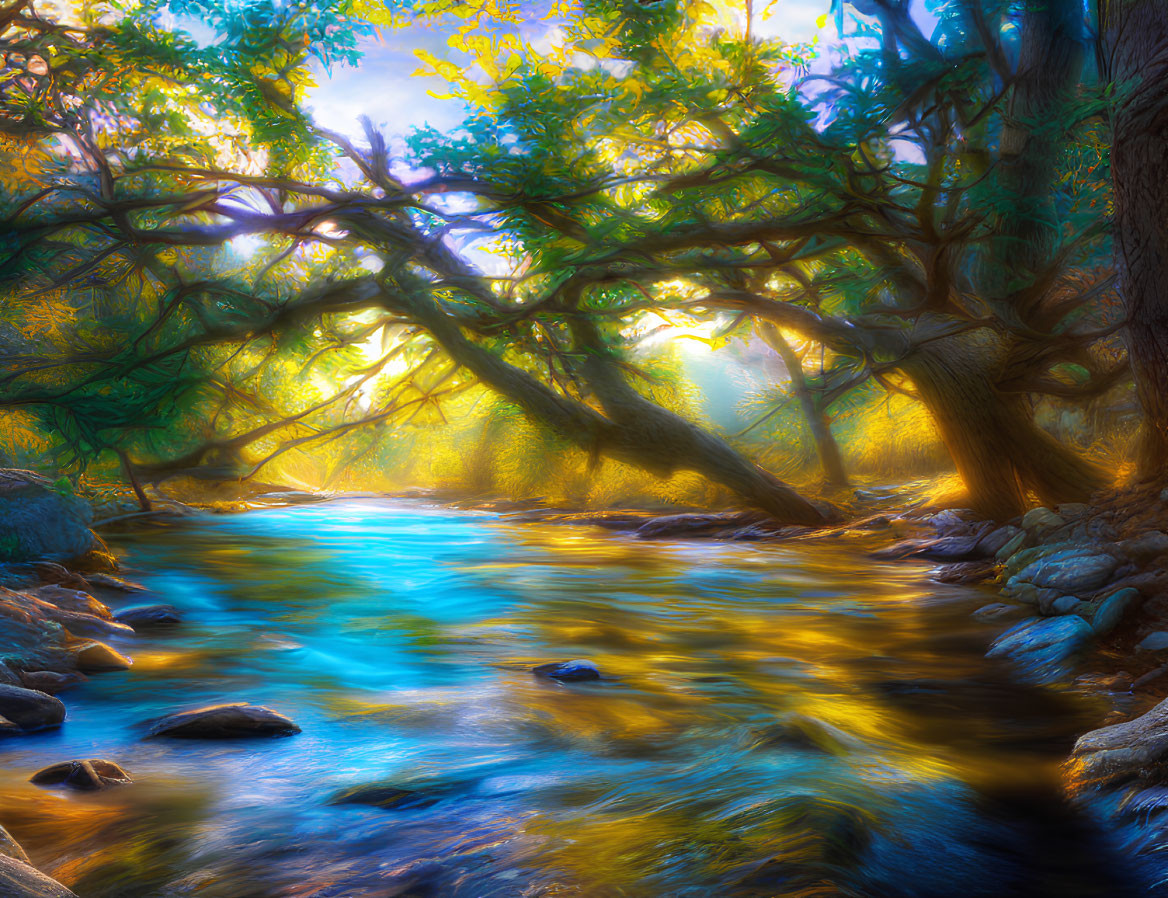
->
[18,671,86,695]
[149,703,300,739]
[1137,632,1168,653]
[1091,588,1141,636]
[114,604,182,628]
[0,855,77,898]
[31,759,132,791]
[986,616,1094,684]
[0,826,28,863]
[0,684,65,732]
[532,659,600,681]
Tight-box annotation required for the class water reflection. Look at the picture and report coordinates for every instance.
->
[0,500,1147,895]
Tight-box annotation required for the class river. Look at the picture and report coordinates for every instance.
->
[0,499,1151,896]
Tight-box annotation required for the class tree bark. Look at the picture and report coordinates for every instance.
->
[1099,0,1168,480]
[757,323,849,488]
[390,289,832,524]
[901,326,1108,519]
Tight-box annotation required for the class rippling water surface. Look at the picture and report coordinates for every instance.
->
[0,499,1148,896]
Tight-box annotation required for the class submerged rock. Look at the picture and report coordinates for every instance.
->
[149,703,300,739]
[973,603,1027,622]
[0,826,28,863]
[532,659,600,681]
[986,616,1094,684]
[753,713,865,756]
[31,759,131,791]
[1070,696,1168,787]
[0,856,77,898]
[0,471,94,564]
[328,783,441,810]
[0,684,65,732]
[114,604,182,628]
[1091,588,1141,636]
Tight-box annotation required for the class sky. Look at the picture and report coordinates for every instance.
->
[304,0,840,140]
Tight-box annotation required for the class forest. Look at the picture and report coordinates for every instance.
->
[0,0,1166,895]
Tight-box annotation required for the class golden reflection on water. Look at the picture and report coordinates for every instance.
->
[0,502,1121,897]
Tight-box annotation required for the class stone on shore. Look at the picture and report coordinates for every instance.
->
[0,684,65,732]
[0,826,28,863]
[72,642,132,672]
[1020,507,1066,540]
[31,759,132,791]
[1091,588,1141,636]
[0,471,94,564]
[1070,696,1168,787]
[1009,547,1119,595]
[149,703,300,739]
[114,605,182,628]
[1137,632,1168,653]
[0,856,77,898]
[986,616,1094,684]
[27,586,111,620]
[533,660,600,681]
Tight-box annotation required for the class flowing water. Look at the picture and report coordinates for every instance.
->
[0,499,1152,897]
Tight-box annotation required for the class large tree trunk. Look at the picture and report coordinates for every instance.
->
[1099,0,1168,480]
[757,323,849,488]
[901,327,1108,519]
[392,289,831,524]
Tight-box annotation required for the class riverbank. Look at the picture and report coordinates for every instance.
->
[3,472,1167,894]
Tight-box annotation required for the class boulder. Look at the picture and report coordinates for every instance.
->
[1091,588,1141,636]
[114,604,181,628]
[0,826,28,863]
[1011,548,1119,594]
[1138,632,1168,653]
[72,642,131,672]
[18,671,86,695]
[532,660,600,681]
[0,684,65,732]
[1020,507,1066,540]
[986,616,1094,684]
[976,525,1022,557]
[995,530,1028,563]
[328,783,439,810]
[1070,696,1168,787]
[1118,531,1168,561]
[31,759,131,791]
[0,856,77,898]
[0,471,94,564]
[149,703,300,739]
[27,586,111,620]
[1050,596,1084,616]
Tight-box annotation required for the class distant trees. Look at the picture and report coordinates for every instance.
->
[0,0,1148,519]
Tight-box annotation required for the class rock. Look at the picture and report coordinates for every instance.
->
[0,665,21,687]
[328,783,439,810]
[1118,531,1168,561]
[0,684,65,732]
[925,508,979,536]
[1056,503,1091,519]
[1051,596,1084,616]
[149,703,300,739]
[114,604,181,628]
[18,671,86,695]
[995,530,1028,563]
[0,855,77,897]
[1138,632,1168,653]
[1161,488,1168,503]
[976,525,1022,557]
[1012,548,1119,594]
[85,573,146,593]
[752,713,865,756]
[532,659,600,681]
[1021,507,1066,539]
[72,641,132,672]
[0,714,21,735]
[31,759,132,791]
[0,470,94,564]
[1070,696,1168,787]
[1091,588,1141,636]
[986,616,1094,684]
[0,826,28,863]
[28,586,111,620]
[973,603,1027,622]
[931,560,996,584]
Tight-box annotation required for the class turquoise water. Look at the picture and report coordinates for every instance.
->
[0,499,1147,896]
